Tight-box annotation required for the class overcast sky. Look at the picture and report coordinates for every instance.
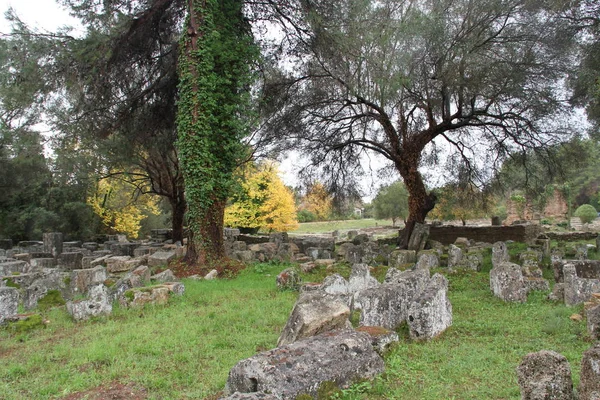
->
[0,0,392,200]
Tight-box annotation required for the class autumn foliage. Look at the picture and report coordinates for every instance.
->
[225,162,298,232]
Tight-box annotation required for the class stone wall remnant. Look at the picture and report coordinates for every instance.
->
[490,262,527,303]
[516,350,574,400]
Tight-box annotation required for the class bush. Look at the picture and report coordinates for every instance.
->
[297,209,317,223]
[574,204,598,224]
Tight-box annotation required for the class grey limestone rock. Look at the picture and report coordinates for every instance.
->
[492,241,510,267]
[516,350,574,400]
[348,263,379,293]
[70,266,107,295]
[0,260,28,276]
[548,283,565,302]
[352,283,407,330]
[151,269,177,283]
[447,244,463,269]
[66,283,113,321]
[0,287,19,323]
[563,264,600,306]
[276,268,302,291]
[584,294,600,340]
[58,252,83,270]
[219,393,279,400]
[490,262,527,303]
[416,252,439,270]
[225,330,384,399]
[43,232,63,257]
[407,273,452,340]
[579,343,600,400]
[105,256,135,273]
[388,250,417,268]
[407,223,429,251]
[204,269,218,280]
[148,251,177,267]
[277,291,350,347]
[321,274,349,296]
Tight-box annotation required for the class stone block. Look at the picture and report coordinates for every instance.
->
[407,273,452,340]
[524,278,550,292]
[90,255,111,268]
[388,250,417,268]
[579,343,600,400]
[447,244,463,268]
[356,326,399,355]
[321,274,349,296]
[70,266,107,295]
[0,287,19,323]
[548,283,565,302]
[516,350,574,400]
[30,258,56,270]
[0,260,28,276]
[407,223,430,251]
[128,265,151,288]
[225,330,384,399]
[564,264,600,306]
[492,241,509,267]
[67,284,112,321]
[43,232,63,257]
[276,268,302,291]
[23,270,69,310]
[82,242,99,252]
[348,263,379,293]
[105,256,135,273]
[151,269,177,283]
[119,285,171,307]
[277,291,350,347]
[353,283,407,330]
[234,250,255,263]
[219,393,278,400]
[490,262,527,303]
[584,294,600,340]
[58,252,83,270]
[416,252,439,270]
[204,269,218,280]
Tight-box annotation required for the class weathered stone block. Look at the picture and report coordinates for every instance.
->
[447,244,463,268]
[548,283,565,302]
[105,256,134,273]
[276,268,302,291]
[277,291,350,346]
[524,278,550,293]
[492,241,509,267]
[0,287,19,323]
[225,330,385,399]
[416,252,439,270]
[353,283,407,330]
[58,252,83,270]
[67,284,112,321]
[30,258,56,270]
[23,270,69,310]
[407,223,430,251]
[219,393,278,400]
[348,263,379,293]
[43,232,63,257]
[356,326,399,355]
[584,294,600,340]
[0,260,28,276]
[407,273,452,340]
[579,343,600,400]
[490,262,527,303]
[110,242,140,257]
[70,266,107,295]
[564,264,600,306]
[517,350,574,400]
[151,269,177,283]
[388,250,417,268]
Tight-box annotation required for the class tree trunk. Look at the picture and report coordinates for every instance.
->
[397,158,436,249]
[184,198,226,265]
[170,195,186,244]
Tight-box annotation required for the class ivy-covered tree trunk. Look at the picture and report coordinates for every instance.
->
[176,0,256,264]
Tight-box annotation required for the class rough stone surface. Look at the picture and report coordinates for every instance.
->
[516,350,574,400]
[407,273,452,340]
[120,286,170,307]
[276,268,302,291]
[151,269,177,283]
[490,262,527,303]
[30,258,56,270]
[352,283,407,330]
[0,260,28,276]
[416,252,439,270]
[348,263,379,293]
[148,251,176,267]
[225,330,385,399]
[58,252,83,270]
[66,284,113,321]
[464,250,484,271]
[0,287,19,323]
[321,274,349,296]
[105,256,134,273]
[407,223,430,251]
[524,278,550,293]
[563,264,600,306]
[277,291,350,347]
[548,283,565,302]
[70,266,107,295]
[219,393,279,400]
[579,343,600,400]
[584,294,600,340]
[447,244,463,268]
[205,269,218,280]
[23,270,69,310]
[388,250,417,268]
[355,326,399,355]
[43,232,63,257]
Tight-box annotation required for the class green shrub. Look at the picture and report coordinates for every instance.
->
[575,204,598,224]
[297,209,317,223]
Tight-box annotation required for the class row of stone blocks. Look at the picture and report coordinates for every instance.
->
[517,345,600,400]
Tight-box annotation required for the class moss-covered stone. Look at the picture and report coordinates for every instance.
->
[4,279,20,289]
[6,314,46,333]
[37,290,66,311]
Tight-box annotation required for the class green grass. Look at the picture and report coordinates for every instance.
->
[291,218,398,234]
[0,260,593,400]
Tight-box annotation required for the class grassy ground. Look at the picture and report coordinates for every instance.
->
[291,218,398,234]
[0,251,594,399]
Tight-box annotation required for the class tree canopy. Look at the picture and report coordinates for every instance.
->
[372,181,409,227]
[261,0,578,246]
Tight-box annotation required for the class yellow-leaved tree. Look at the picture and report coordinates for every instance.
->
[225,162,298,232]
[87,175,160,239]
[302,181,333,221]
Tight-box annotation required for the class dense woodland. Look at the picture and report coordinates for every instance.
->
[0,0,599,263]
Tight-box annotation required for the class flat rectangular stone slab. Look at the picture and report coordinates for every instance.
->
[225,329,384,399]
